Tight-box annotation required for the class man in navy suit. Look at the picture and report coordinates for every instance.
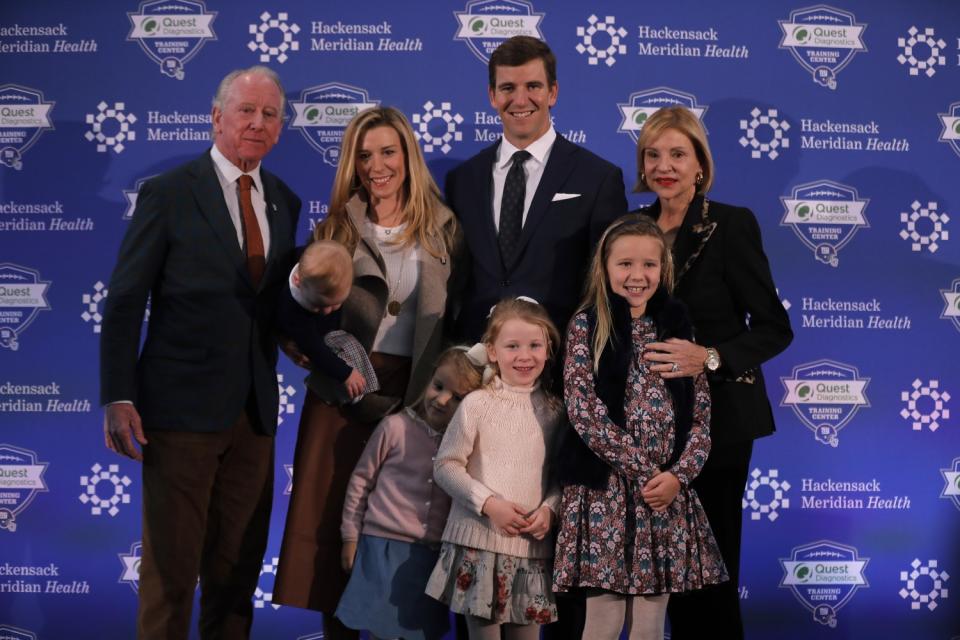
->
[445,36,627,343]
[99,66,301,639]
[444,36,626,640]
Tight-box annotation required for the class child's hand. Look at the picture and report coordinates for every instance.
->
[481,496,530,537]
[518,505,554,540]
[345,369,367,399]
[641,471,681,512]
[341,540,358,573]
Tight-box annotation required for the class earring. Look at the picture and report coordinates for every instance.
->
[640,172,646,186]
[695,171,703,186]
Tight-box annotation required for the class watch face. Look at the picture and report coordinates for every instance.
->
[706,350,720,371]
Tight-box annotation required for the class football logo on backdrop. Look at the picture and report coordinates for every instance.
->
[454,0,544,63]
[0,444,49,533]
[0,263,52,351]
[127,0,217,79]
[780,540,869,627]
[897,27,946,77]
[617,87,707,143]
[778,6,866,89]
[780,180,869,267]
[85,101,137,154]
[940,278,960,333]
[0,625,37,640]
[899,559,949,611]
[739,107,790,160]
[118,541,143,593]
[576,15,626,67]
[941,457,960,512]
[938,102,960,160]
[289,83,379,167]
[412,101,464,154]
[248,11,300,64]
[781,359,870,447]
[0,84,55,171]
[123,174,160,220]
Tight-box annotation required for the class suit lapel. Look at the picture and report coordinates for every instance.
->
[672,196,717,285]
[468,143,500,271]
[260,170,293,292]
[510,136,576,270]
[189,152,250,285]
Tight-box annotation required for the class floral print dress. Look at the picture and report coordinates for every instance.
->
[553,313,728,594]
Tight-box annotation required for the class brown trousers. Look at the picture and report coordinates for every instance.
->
[273,353,410,617]
[137,406,274,640]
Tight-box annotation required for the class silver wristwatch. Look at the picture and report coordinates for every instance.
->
[704,348,721,372]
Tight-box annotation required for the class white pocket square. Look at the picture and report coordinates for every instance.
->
[552,192,581,202]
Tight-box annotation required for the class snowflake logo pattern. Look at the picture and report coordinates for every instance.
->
[742,468,791,521]
[85,101,137,154]
[900,378,950,432]
[899,559,949,611]
[900,201,949,253]
[412,101,463,154]
[81,281,108,334]
[248,11,300,64]
[254,556,281,609]
[277,373,296,426]
[739,108,790,160]
[79,463,132,517]
[576,15,627,67]
[897,27,946,78]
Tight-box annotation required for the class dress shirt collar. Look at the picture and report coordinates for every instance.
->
[496,126,556,170]
[210,144,264,195]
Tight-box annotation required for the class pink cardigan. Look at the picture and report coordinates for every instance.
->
[341,408,452,545]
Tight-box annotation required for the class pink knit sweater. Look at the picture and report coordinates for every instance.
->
[341,409,452,545]
[433,377,562,559]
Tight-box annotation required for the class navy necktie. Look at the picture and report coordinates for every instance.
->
[498,149,531,266]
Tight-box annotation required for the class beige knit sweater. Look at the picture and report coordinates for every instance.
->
[433,377,562,559]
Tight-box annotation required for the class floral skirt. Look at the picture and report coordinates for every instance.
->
[425,542,557,625]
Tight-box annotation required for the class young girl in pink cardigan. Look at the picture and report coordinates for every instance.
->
[335,347,485,640]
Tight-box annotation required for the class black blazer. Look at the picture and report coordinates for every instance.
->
[446,135,627,341]
[636,196,793,446]
[100,150,301,435]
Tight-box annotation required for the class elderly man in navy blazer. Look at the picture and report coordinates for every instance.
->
[99,66,301,639]
[446,35,627,343]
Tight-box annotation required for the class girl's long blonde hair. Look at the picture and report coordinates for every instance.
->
[578,215,674,372]
[313,106,454,259]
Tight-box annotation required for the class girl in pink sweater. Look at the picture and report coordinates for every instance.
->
[335,347,485,640]
[426,298,564,640]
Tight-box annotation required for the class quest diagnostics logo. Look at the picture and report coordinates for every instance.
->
[0,263,52,351]
[289,83,379,166]
[127,0,217,79]
[938,102,960,160]
[781,359,870,447]
[780,540,869,627]
[0,84,55,171]
[781,180,869,267]
[0,444,49,533]
[617,87,707,144]
[454,0,544,63]
[779,6,867,89]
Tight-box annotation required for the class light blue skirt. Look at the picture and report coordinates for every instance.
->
[335,534,450,640]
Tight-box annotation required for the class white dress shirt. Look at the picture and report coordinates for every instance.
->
[491,126,557,231]
[210,144,272,257]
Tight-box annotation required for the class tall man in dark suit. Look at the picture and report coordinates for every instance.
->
[100,66,301,639]
[446,36,627,343]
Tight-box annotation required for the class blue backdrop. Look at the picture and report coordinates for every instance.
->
[2,1,959,638]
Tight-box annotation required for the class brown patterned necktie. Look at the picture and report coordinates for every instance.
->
[237,174,265,287]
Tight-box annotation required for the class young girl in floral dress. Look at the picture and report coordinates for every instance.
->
[426,298,564,640]
[553,216,727,640]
